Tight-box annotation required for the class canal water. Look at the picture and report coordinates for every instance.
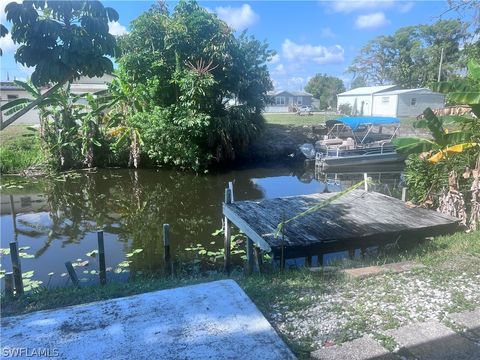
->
[0,165,405,288]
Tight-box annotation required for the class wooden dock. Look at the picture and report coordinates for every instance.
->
[223,188,460,267]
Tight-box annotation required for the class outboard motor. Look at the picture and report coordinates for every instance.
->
[299,143,316,160]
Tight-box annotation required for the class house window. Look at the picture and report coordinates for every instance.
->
[297,97,302,105]
[276,96,286,105]
[7,95,18,100]
[411,98,417,106]
[381,97,390,103]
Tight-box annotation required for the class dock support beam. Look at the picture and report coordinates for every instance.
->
[246,238,254,274]
[224,188,232,274]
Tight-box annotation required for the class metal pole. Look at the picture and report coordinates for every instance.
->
[437,47,444,82]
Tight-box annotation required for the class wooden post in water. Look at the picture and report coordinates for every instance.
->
[65,261,79,287]
[163,224,171,274]
[402,187,408,202]
[9,242,23,295]
[5,272,14,297]
[97,231,107,285]
[224,188,232,274]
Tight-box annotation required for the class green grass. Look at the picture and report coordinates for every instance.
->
[0,125,44,174]
[264,112,339,125]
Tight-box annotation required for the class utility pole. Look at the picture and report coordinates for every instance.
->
[437,47,444,82]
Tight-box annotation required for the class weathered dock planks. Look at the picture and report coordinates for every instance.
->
[223,189,460,259]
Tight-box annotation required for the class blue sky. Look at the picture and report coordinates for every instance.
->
[0,1,468,90]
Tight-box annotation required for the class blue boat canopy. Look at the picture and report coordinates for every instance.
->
[337,116,400,129]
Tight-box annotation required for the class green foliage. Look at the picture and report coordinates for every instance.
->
[128,106,212,170]
[432,59,480,117]
[305,74,345,110]
[115,0,273,170]
[348,20,468,87]
[350,76,367,89]
[4,0,119,86]
[338,103,352,116]
[0,126,44,174]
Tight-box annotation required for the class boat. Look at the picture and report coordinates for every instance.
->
[313,116,405,169]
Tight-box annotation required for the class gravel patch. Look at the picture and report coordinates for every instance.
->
[267,265,480,350]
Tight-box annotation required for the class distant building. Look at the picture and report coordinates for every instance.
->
[337,85,445,117]
[265,90,313,113]
[0,75,114,125]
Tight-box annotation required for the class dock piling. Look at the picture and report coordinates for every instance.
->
[5,272,14,297]
[163,224,171,274]
[9,242,23,295]
[97,231,107,285]
[402,187,408,202]
[65,261,80,287]
[224,188,232,274]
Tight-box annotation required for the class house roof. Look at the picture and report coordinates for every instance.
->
[0,82,24,91]
[375,88,445,96]
[267,90,313,97]
[338,85,397,96]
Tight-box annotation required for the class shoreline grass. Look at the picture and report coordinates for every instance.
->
[0,125,44,174]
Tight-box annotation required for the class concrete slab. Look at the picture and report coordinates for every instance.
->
[311,336,397,360]
[1,280,295,360]
[449,309,480,337]
[386,320,480,360]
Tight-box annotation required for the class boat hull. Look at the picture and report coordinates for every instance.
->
[320,152,406,169]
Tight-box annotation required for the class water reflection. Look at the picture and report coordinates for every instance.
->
[1,165,404,286]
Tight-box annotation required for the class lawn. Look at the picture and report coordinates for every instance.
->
[0,125,44,174]
[1,230,479,359]
[264,112,340,125]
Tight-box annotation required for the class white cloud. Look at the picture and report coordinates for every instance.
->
[269,54,280,64]
[328,0,394,14]
[0,33,18,54]
[108,21,128,36]
[355,12,390,29]
[287,76,305,89]
[272,64,286,76]
[321,27,336,39]
[282,39,344,65]
[215,4,259,31]
[398,2,414,13]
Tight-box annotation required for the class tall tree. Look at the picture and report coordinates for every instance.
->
[115,0,274,168]
[348,20,468,87]
[350,76,367,89]
[305,74,345,110]
[1,0,119,129]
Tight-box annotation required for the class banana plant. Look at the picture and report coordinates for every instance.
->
[394,59,480,163]
[105,75,145,168]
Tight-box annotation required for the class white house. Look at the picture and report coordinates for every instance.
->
[337,85,445,117]
[1,75,114,125]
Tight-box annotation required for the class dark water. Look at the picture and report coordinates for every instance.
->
[0,165,404,288]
